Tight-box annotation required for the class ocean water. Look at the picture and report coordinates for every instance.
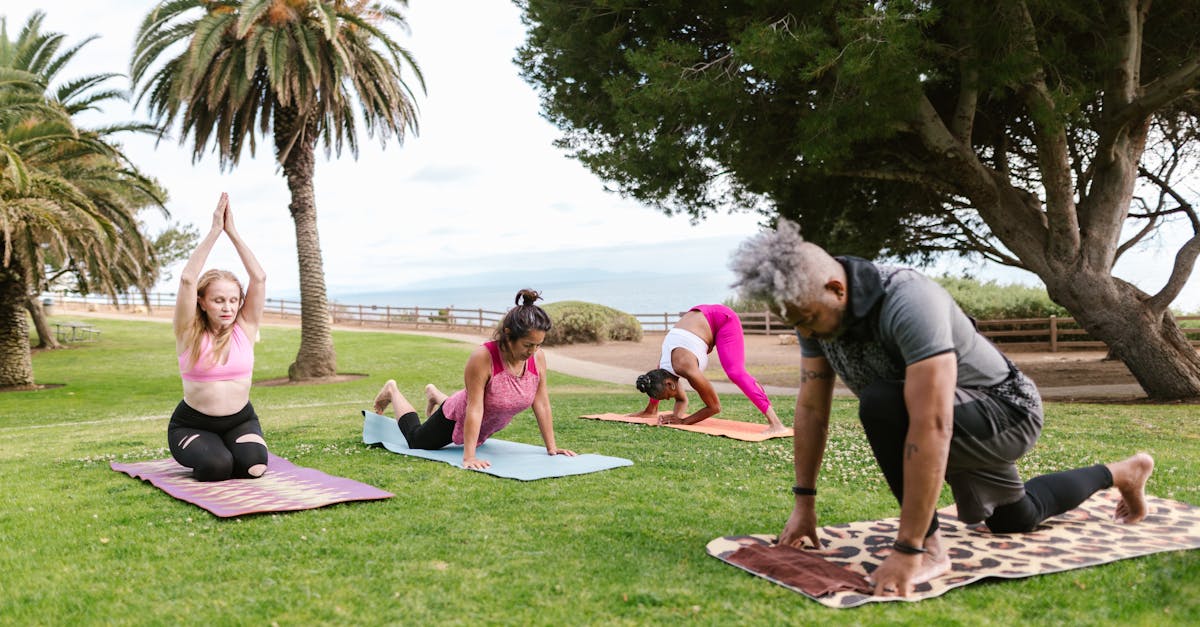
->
[331,271,742,315]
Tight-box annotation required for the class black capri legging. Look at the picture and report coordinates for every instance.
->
[168,400,268,481]
[397,404,456,450]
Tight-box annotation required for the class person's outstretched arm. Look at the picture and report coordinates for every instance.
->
[531,351,576,456]
[778,355,835,548]
[174,194,227,346]
[221,199,267,336]
[459,347,492,469]
[627,397,661,418]
[670,359,720,425]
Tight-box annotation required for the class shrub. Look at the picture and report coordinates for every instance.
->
[723,295,774,314]
[541,301,643,345]
[933,276,1069,319]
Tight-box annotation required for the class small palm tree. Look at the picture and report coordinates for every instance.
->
[132,0,424,380]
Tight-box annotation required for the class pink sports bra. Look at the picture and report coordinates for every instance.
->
[179,324,254,382]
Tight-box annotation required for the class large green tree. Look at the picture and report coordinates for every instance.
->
[517,0,1200,399]
[132,0,423,381]
[0,13,165,386]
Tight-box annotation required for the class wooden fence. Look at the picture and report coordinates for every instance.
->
[43,292,1200,352]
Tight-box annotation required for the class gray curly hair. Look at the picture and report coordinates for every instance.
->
[729,220,841,314]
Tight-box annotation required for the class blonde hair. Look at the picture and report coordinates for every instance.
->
[182,269,245,370]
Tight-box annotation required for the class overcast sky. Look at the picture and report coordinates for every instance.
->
[8,1,1200,310]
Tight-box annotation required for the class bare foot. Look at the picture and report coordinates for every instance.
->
[374,380,396,414]
[760,424,790,436]
[424,383,446,417]
[1109,453,1154,524]
[912,551,951,585]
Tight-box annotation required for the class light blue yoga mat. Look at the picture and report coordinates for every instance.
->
[362,411,633,481]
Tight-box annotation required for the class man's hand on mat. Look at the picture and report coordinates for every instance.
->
[462,457,491,469]
[777,505,821,549]
[548,448,577,457]
[867,552,921,597]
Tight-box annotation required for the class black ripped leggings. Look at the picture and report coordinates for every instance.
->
[168,400,268,481]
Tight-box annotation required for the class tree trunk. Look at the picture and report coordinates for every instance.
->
[0,269,36,389]
[25,295,63,350]
[1044,273,1200,400]
[276,108,337,381]
[915,61,1200,400]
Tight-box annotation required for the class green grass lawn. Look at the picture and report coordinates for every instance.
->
[1,318,1197,625]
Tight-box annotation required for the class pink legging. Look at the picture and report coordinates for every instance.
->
[692,304,772,415]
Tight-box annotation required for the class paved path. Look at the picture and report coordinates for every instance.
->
[383,330,1146,401]
[63,310,1147,401]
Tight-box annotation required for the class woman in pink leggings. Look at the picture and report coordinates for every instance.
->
[633,304,787,434]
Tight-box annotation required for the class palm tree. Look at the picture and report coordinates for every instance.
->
[1,12,167,351]
[132,0,424,380]
[0,92,161,388]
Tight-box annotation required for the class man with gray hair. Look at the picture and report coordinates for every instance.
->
[729,220,1154,597]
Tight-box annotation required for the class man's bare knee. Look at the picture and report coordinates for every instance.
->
[246,463,267,477]
[235,434,267,446]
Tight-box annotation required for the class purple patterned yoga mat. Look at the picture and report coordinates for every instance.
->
[110,453,392,517]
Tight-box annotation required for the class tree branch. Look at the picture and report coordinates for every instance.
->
[1147,233,1200,313]
[833,167,957,194]
[1138,164,1200,230]
[1009,1,1079,260]
[951,58,978,144]
[1108,52,1200,133]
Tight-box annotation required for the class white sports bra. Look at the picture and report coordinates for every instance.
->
[659,327,710,375]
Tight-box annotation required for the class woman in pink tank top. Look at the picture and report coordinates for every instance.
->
[168,193,268,481]
[371,289,577,469]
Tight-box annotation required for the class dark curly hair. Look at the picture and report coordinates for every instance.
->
[494,288,552,347]
[635,368,677,399]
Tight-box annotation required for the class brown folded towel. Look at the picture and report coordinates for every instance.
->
[726,543,872,597]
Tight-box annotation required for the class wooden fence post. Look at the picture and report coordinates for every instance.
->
[764,306,771,336]
[1049,315,1058,352]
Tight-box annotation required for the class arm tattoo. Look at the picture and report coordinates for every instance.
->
[905,442,918,460]
[800,368,834,383]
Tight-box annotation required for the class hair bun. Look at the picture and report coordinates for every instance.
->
[515,288,542,307]
[635,374,650,394]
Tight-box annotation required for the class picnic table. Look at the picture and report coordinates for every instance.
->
[54,321,101,342]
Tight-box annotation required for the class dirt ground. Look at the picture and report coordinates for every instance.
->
[549,333,1139,390]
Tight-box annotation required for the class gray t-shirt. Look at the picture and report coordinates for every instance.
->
[800,260,1010,394]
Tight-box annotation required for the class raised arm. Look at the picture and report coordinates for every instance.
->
[778,355,835,548]
[174,194,227,345]
[221,199,267,335]
[459,347,493,469]
[531,351,576,456]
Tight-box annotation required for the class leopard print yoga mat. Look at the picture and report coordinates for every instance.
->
[707,490,1200,608]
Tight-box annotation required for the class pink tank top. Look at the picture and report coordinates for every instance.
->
[178,324,254,382]
[440,341,540,446]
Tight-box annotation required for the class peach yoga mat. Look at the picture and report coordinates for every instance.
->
[579,412,792,441]
[707,490,1200,608]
